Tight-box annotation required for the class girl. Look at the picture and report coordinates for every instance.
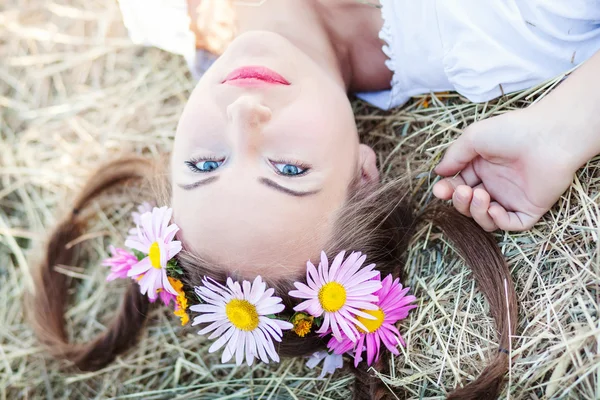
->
[28,0,599,398]
[121,0,600,233]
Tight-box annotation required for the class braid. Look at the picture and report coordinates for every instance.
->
[27,155,157,371]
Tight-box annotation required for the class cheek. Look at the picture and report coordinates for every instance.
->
[173,101,228,163]
[301,89,356,146]
[278,99,357,150]
[304,123,358,166]
[170,188,190,221]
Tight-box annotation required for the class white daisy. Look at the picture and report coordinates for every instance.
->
[191,276,293,366]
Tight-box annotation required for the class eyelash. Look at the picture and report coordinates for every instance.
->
[184,157,312,176]
[270,159,311,177]
[185,156,224,173]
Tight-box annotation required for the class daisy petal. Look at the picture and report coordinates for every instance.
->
[127,258,151,277]
[253,329,270,364]
[208,326,235,353]
[328,250,346,280]
[201,319,229,337]
[222,329,240,364]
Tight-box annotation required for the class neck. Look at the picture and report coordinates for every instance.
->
[233,0,352,89]
[188,0,389,91]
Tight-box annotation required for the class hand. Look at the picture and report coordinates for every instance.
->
[432,108,578,232]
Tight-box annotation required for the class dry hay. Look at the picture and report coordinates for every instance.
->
[1,1,599,399]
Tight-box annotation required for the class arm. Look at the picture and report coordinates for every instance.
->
[433,49,600,231]
[530,49,600,169]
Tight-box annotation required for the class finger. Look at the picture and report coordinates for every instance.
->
[458,163,481,187]
[434,128,478,176]
[452,185,473,217]
[433,173,467,200]
[488,202,537,231]
[432,164,481,200]
[470,187,498,232]
[433,178,460,200]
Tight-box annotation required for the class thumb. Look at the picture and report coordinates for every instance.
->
[434,127,479,176]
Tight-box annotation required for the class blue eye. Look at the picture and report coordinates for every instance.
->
[273,162,308,176]
[186,159,224,173]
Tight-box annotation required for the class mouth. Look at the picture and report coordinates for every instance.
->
[222,66,290,87]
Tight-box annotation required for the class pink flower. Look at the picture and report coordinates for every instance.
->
[148,288,177,306]
[327,274,417,367]
[125,206,182,301]
[102,246,138,281]
[289,251,382,342]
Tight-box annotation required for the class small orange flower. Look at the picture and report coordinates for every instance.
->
[168,277,184,292]
[174,307,190,326]
[167,277,190,325]
[292,312,314,337]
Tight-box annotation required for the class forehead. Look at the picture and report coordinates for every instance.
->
[171,177,347,278]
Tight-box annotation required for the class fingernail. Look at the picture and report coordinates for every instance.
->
[472,195,481,206]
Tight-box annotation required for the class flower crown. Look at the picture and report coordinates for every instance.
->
[103,204,417,376]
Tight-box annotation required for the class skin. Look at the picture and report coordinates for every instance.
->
[173,0,600,277]
[172,1,385,277]
[433,50,600,231]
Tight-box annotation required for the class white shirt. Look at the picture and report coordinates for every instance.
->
[357,0,600,109]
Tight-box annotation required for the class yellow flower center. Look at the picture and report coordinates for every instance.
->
[357,308,385,333]
[225,299,259,331]
[318,282,347,312]
[148,242,162,269]
[292,313,314,337]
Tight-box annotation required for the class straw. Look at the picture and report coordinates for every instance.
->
[1,0,599,398]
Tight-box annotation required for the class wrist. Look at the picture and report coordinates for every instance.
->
[527,100,600,172]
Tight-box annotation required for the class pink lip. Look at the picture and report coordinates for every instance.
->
[222,66,290,86]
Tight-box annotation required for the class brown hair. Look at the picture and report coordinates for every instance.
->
[27,155,517,399]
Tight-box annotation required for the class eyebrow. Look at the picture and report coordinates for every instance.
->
[259,177,320,198]
[177,176,219,190]
[178,176,320,197]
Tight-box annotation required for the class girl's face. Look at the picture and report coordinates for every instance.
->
[171,31,377,277]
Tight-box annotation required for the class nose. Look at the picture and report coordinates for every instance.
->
[227,95,272,127]
[227,95,272,154]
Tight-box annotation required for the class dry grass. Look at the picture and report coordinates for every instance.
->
[1,1,599,399]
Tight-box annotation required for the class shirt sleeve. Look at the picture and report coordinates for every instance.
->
[438,0,600,102]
